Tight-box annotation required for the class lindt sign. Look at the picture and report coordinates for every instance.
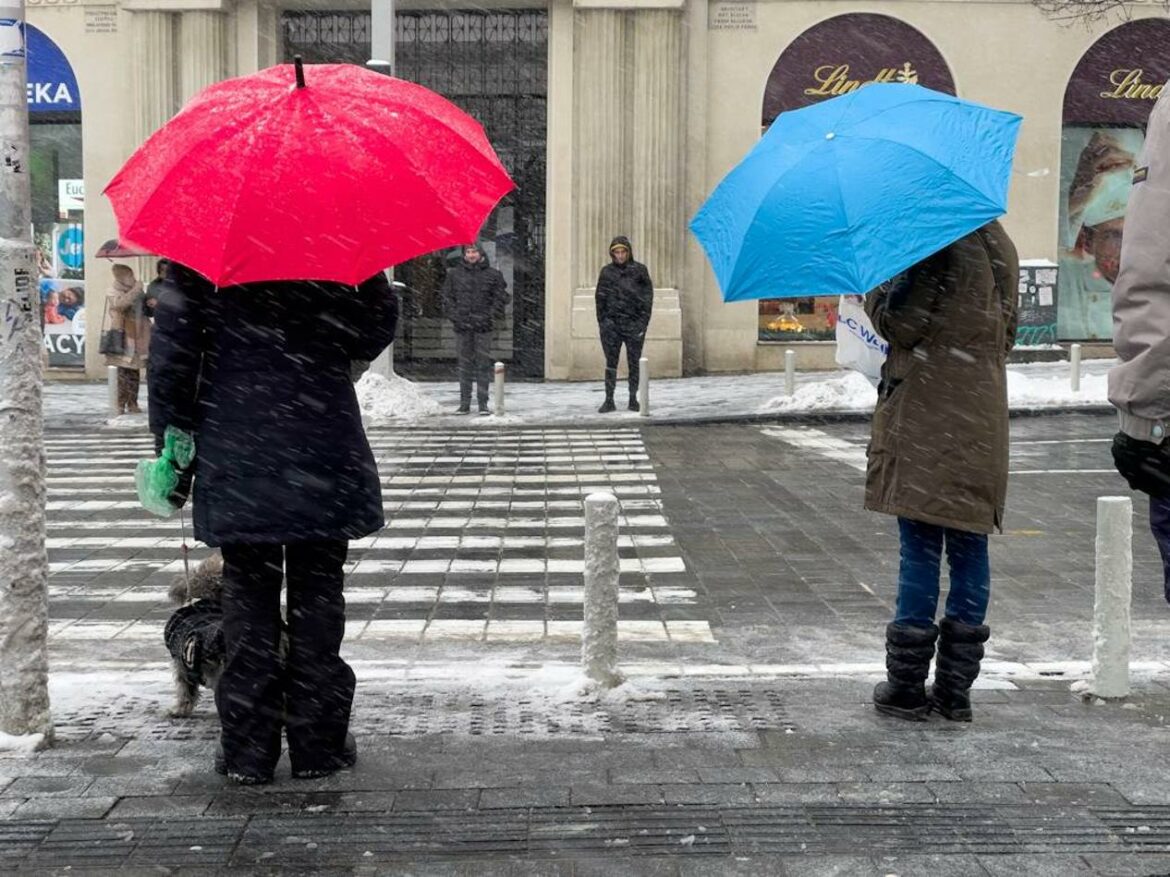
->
[1063,19,1170,126]
[762,13,955,125]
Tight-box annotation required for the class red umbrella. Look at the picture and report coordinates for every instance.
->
[103,59,514,287]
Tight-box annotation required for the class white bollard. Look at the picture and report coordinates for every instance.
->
[1091,496,1132,699]
[107,366,120,416]
[638,356,649,418]
[1070,343,1082,392]
[785,349,796,396]
[582,492,623,688]
[493,361,505,417]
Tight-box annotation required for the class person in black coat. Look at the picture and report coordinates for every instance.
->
[149,262,397,785]
[595,235,653,412]
[440,243,509,414]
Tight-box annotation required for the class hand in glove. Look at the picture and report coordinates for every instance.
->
[136,426,196,517]
[1112,432,1170,498]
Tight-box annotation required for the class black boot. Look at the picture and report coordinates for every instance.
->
[291,732,358,779]
[598,398,616,413]
[930,618,990,722]
[873,622,938,721]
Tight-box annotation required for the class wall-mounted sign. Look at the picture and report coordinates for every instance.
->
[1017,260,1058,347]
[1063,19,1170,126]
[762,13,955,125]
[26,24,79,113]
[58,178,83,213]
[709,0,756,32]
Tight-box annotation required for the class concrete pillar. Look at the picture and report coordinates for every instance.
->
[573,9,626,289]
[178,11,228,104]
[129,11,178,146]
[631,9,682,290]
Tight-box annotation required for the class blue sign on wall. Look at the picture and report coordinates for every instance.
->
[27,24,79,114]
[57,226,84,270]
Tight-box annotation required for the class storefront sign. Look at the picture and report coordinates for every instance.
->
[40,277,85,368]
[55,225,83,271]
[58,178,83,213]
[1063,19,1170,126]
[26,24,79,113]
[762,13,955,124]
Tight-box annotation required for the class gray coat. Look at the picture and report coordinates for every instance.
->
[864,221,1019,534]
[1109,84,1170,442]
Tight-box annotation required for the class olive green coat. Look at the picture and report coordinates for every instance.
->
[864,221,1019,534]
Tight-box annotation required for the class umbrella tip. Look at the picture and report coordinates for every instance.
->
[294,55,306,89]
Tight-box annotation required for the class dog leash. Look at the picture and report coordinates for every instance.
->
[179,507,193,602]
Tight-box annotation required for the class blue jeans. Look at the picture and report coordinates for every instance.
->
[894,518,991,627]
[1150,495,1170,605]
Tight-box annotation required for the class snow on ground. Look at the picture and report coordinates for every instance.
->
[43,358,1117,430]
[356,372,443,422]
[0,731,46,754]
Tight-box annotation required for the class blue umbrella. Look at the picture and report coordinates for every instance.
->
[690,84,1022,301]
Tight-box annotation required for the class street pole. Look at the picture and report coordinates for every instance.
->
[368,0,396,381]
[0,2,53,742]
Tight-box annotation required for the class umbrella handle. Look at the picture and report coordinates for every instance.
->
[294,56,306,89]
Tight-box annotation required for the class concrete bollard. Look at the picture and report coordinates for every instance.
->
[785,349,796,396]
[107,366,120,416]
[1070,343,1082,392]
[494,361,505,417]
[583,492,623,688]
[1091,496,1132,699]
[638,356,649,418]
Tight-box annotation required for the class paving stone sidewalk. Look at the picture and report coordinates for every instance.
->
[6,677,1170,874]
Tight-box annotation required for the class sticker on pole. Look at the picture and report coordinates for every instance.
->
[0,17,25,61]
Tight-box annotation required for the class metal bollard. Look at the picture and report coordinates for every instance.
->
[107,366,120,416]
[785,349,796,396]
[638,356,649,418]
[582,492,624,688]
[494,361,505,417]
[1091,496,1132,699]
[1070,343,1082,392]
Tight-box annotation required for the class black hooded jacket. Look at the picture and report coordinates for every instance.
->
[440,247,509,334]
[595,235,654,336]
[148,264,397,547]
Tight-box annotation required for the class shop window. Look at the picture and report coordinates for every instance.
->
[1058,19,1170,342]
[757,13,954,343]
[28,24,84,368]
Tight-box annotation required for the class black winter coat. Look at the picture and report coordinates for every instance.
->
[440,252,509,334]
[148,265,398,547]
[595,236,653,336]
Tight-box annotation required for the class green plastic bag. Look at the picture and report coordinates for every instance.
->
[136,426,196,518]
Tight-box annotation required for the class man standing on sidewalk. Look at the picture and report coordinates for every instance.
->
[441,244,509,415]
[595,236,654,413]
[1109,85,1170,601]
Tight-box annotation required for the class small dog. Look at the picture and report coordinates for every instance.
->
[163,552,227,718]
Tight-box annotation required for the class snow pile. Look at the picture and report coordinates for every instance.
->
[1007,369,1108,408]
[356,372,442,423]
[758,371,876,414]
[0,731,46,754]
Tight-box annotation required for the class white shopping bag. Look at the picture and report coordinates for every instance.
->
[834,295,888,385]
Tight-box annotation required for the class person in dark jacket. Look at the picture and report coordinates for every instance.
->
[595,236,653,412]
[865,220,1018,724]
[440,244,509,414]
[149,263,397,785]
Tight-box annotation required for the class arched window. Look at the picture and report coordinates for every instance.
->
[1056,19,1170,342]
[758,13,953,343]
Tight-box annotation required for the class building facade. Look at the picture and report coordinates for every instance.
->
[27,0,1170,380]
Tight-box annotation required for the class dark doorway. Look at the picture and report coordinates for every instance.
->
[282,10,548,378]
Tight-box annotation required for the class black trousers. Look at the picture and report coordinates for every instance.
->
[455,330,492,407]
[601,327,645,401]
[216,540,354,778]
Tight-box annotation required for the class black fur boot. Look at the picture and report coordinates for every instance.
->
[929,618,991,722]
[873,622,939,721]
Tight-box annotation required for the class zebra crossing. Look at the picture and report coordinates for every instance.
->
[44,427,715,665]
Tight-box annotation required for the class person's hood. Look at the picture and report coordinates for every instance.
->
[460,244,491,269]
[609,235,634,265]
[111,263,139,292]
